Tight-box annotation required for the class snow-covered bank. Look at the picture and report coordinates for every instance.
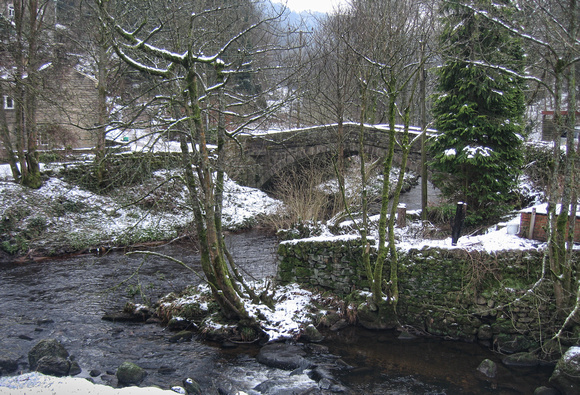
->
[0,164,281,257]
[0,373,177,395]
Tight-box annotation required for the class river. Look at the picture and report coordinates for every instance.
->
[0,230,552,394]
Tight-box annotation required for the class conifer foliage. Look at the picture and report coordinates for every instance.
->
[429,0,526,220]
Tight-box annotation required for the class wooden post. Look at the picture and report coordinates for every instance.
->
[397,203,407,228]
[528,208,536,239]
[451,202,467,246]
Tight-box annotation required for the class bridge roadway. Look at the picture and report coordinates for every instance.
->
[227,122,435,189]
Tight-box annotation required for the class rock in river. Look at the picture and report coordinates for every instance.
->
[256,343,312,371]
[28,339,77,377]
[549,346,580,395]
[116,361,147,386]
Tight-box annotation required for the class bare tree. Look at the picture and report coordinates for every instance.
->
[339,0,437,327]
[1,0,55,188]
[96,0,285,327]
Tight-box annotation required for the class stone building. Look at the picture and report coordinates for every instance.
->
[1,61,100,160]
[1,0,100,161]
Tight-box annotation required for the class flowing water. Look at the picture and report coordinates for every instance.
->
[0,229,552,394]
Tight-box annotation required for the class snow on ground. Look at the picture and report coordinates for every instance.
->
[0,164,280,252]
[245,282,315,341]
[0,373,179,395]
[160,282,316,342]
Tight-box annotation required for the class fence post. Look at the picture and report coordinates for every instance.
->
[451,202,467,246]
[528,208,536,240]
[397,203,407,228]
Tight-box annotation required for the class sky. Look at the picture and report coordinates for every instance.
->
[277,0,349,13]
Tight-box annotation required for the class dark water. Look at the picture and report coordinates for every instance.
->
[0,230,552,394]
[323,328,553,394]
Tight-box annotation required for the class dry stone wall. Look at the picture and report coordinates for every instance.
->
[277,237,580,351]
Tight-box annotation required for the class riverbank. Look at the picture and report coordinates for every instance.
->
[0,167,281,261]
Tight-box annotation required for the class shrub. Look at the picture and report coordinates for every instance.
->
[25,217,48,238]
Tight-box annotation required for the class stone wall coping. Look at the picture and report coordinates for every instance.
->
[520,203,580,218]
[280,234,369,245]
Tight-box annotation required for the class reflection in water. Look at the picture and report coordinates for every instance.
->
[0,229,552,394]
[324,327,552,394]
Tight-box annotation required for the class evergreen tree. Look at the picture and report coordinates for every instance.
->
[429,0,526,221]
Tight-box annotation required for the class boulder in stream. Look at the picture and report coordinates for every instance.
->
[256,343,311,371]
[0,351,19,374]
[28,339,76,377]
[116,361,147,386]
[300,324,324,343]
[502,352,539,367]
[476,359,497,378]
[549,346,580,395]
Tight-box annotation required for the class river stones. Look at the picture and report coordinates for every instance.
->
[256,343,311,370]
[182,377,202,394]
[0,351,19,374]
[35,355,71,377]
[476,359,497,378]
[549,346,580,395]
[28,339,78,377]
[116,361,147,386]
[168,330,195,343]
[300,324,324,343]
[502,352,539,367]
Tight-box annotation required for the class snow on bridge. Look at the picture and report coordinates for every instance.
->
[228,122,436,189]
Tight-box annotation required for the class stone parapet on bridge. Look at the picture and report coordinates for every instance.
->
[226,123,433,189]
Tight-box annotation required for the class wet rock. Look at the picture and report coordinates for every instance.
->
[157,366,176,375]
[301,324,324,343]
[18,334,34,341]
[182,377,202,395]
[102,311,149,323]
[534,386,560,395]
[308,365,352,393]
[100,374,117,386]
[477,359,497,378]
[167,317,192,331]
[89,369,101,377]
[502,352,539,367]
[28,339,69,371]
[318,377,350,392]
[168,330,194,343]
[36,355,71,377]
[0,351,19,374]
[256,343,311,371]
[477,324,493,341]
[253,377,318,394]
[549,346,580,395]
[116,361,147,386]
[309,366,334,382]
[171,386,186,394]
[306,343,329,354]
[329,319,349,332]
[69,360,82,376]
[493,333,537,354]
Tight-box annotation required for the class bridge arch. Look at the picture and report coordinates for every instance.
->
[228,123,431,190]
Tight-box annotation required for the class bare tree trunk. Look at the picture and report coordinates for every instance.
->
[0,85,21,181]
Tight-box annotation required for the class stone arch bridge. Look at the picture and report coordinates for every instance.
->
[227,122,434,189]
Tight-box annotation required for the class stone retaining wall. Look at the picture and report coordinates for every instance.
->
[277,237,580,351]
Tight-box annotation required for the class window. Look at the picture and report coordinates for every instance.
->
[3,96,14,110]
[8,4,15,18]
[38,131,49,147]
